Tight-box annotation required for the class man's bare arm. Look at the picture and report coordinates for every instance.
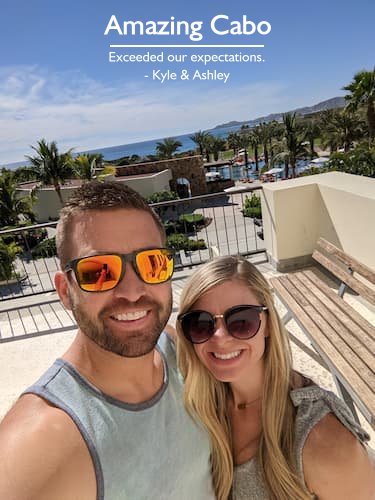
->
[0,395,96,500]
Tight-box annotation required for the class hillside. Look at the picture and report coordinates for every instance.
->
[212,96,346,130]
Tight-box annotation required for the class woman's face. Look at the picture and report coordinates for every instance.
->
[190,279,268,384]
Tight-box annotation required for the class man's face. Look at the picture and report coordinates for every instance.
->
[58,209,172,358]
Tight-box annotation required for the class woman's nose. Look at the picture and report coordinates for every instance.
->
[211,318,230,340]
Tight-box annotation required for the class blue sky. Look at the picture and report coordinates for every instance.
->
[0,0,374,164]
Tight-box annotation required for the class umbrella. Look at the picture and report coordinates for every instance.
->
[310,157,329,164]
[264,167,284,175]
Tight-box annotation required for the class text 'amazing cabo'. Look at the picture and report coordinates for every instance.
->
[104,15,271,42]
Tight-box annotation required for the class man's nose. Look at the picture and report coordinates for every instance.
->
[112,262,147,302]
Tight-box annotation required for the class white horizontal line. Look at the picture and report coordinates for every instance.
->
[109,44,265,48]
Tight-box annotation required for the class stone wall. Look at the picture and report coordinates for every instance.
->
[206,179,235,193]
[115,156,208,196]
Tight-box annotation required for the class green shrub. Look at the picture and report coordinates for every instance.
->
[0,239,22,281]
[19,227,48,249]
[31,237,57,259]
[147,190,179,204]
[243,206,262,218]
[167,233,206,251]
[179,213,204,224]
[178,213,206,232]
[242,194,262,218]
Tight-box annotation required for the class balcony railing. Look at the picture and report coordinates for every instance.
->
[0,186,265,301]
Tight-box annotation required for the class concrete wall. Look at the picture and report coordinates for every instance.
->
[116,156,208,196]
[18,170,172,222]
[261,172,375,271]
[119,170,172,198]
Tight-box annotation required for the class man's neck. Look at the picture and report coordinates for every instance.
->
[62,331,165,404]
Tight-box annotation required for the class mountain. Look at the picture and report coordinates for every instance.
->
[212,96,346,130]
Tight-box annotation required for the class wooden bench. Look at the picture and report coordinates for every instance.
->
[270,238,375,429]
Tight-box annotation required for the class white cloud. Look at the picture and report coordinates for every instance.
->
[0,65,319,165]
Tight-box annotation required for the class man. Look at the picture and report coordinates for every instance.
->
[0,181,214,500]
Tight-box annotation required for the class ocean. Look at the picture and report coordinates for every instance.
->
[3,123,244,170]
[3,122,311,176]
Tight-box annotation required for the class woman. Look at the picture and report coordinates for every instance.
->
[176,256,374,500]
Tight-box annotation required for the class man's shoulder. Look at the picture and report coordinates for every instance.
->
[1,393,76,433]
[0,394,95,500]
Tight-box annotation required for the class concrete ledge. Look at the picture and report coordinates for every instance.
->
[268,252,314,273]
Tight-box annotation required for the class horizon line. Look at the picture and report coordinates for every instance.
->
[109,44,265,48]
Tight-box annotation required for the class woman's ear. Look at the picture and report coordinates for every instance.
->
[55,271,72,310]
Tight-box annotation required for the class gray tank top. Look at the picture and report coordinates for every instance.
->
[232,385,373,499]
[23,333,215,500]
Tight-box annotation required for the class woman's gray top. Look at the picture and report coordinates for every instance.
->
[232,385,373,499]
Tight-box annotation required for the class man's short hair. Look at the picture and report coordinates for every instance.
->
[56,181,166,268]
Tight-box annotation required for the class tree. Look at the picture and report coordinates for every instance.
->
[0,238,22,281]
[73,153,108,181]
[0,170,35,226]
[303,119,321,159]
[322,109,364,153]
[226,132,240,156]
[26,139,74,205]
[327,145,375,177]
[249,129,261,172]
[155,137,182,159]
[237,131,251,173]
[256,122,274,169]
[274,113,308,178]
[209,136,226,161]
[190,130,208,156]
[73,154,98,181]
[343,68,375,145]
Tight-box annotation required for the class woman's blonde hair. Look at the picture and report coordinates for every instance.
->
[176,256,312,500]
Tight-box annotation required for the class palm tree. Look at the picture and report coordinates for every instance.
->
[320,110,339,153]
[0,170,35,226]
[74,153,102,181]
[237,132,251,172]
[210,136,226,161]
[26,139,73,205]
[0,238,22,281]
[190,130,208,156]
[155,137,182,159]
[249,129,261,173]
[226,132,240,156]
[322,109,364,153]
[274,113,308,178]
[343,68,375,144]
[304,119,321,159]
[256,122,273,169]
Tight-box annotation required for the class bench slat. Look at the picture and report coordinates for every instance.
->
[271,276,375,427]
[312,250,375,306]
[304,269,375,346]
[290,272,375,378]
[317,238,375,284]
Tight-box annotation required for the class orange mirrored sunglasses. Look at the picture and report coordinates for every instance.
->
[64,248,175,292]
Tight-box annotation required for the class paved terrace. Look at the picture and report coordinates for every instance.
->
[0,255,374,444]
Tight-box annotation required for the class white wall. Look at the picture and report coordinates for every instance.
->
[261,172,375,271]
[17,170,173,222]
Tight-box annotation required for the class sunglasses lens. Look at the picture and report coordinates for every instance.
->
[136,249,174,284]
[76,255,122,292]
[226,307,261,339]
[180,311,215,344]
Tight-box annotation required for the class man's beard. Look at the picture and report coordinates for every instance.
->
[69,293,172,358]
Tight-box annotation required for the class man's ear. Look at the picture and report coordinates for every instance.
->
[55,271,72,310]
